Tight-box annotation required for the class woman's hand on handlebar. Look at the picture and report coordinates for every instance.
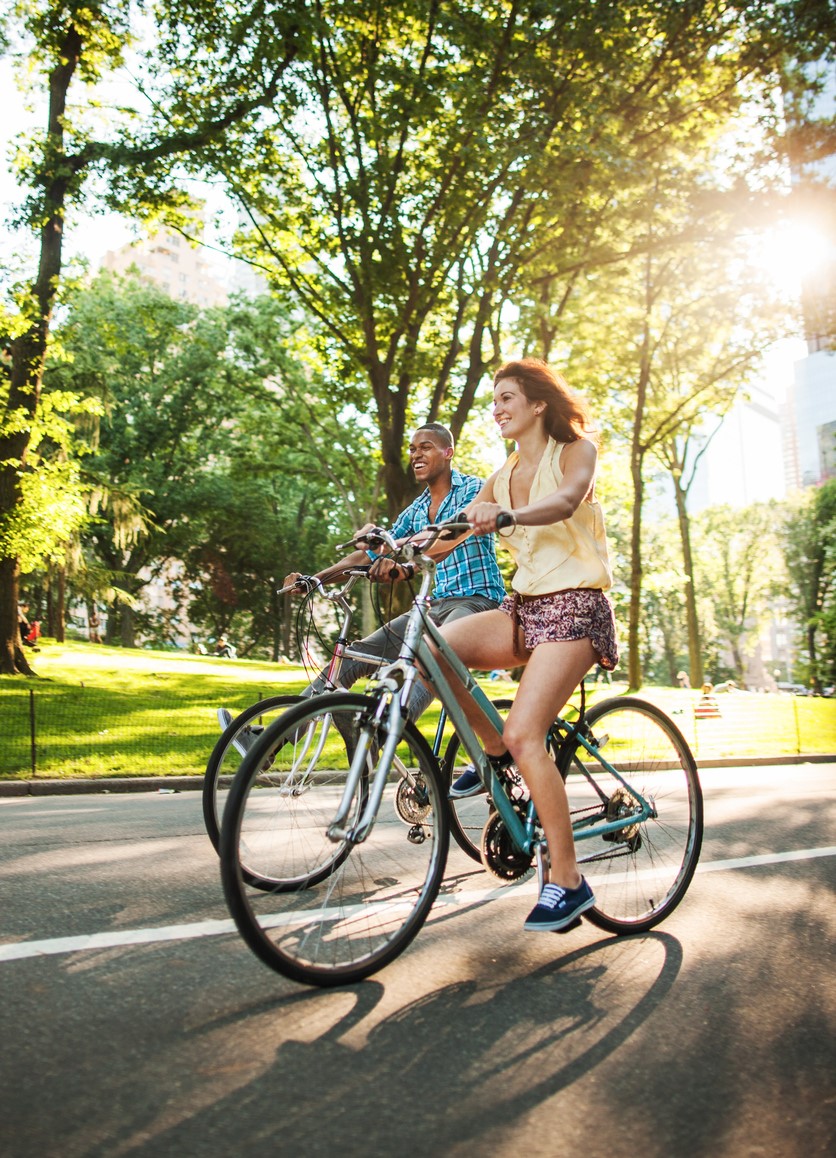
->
[464,500,515,535]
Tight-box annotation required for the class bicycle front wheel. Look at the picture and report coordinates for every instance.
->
[559,696,703,934]
[203,694,303,853]
[219,692,449,987]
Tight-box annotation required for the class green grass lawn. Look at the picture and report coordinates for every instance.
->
[1,639,833,780]
[0,639,307,779]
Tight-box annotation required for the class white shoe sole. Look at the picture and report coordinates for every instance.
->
[523,895,595,932]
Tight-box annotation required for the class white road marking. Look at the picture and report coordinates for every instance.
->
[1,845,834,964]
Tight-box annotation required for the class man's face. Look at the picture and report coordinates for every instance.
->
[408,430,452,485]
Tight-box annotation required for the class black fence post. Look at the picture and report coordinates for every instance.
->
[29,688,36,778]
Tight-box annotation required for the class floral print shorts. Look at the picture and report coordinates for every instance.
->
[499,588,619,670]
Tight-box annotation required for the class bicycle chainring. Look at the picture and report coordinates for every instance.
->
[480,812,534,882]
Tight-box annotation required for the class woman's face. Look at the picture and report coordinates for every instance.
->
[492,377,541,440]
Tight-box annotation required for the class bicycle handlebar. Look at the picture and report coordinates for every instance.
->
[276,564,373,598]
[412,508,516,547]
[333,508,517,570]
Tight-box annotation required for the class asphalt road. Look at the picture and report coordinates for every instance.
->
[1,763,834,1158]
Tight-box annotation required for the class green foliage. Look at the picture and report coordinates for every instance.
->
[694,501,781,681]
[637,517,690,684]
[780,479,836,690]
[232,1,795,508]
[42,273,380,652]
[0,371,101,572]
[4,0,834,672]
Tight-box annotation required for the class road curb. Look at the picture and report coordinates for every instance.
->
[0,753,834,797]
[0,776,206,797]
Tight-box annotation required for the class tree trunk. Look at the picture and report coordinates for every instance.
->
[0,28,80,674]
[627,455,643,691]
[0,557,35,676]
[661,622,678,685]
[626,256,656,692]
[671,475,704,688]
[806,622,820,694]
[105,607,119,645]
[120,604,136,648]
[280,590,291,661]
[46,571,56,638]
[55,567,66,643]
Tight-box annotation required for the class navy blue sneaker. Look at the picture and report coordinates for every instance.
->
[449,765,485,798]
[523,878,595,932]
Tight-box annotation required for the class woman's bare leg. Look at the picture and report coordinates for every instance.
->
[437,613,596,888]
[502,639,596,888]
[433,609,526,755]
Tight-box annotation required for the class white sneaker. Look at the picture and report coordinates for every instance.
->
[218,707,262,757]
[232,726,259,757]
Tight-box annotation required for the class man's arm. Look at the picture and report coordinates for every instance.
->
[408,473,499,561]
[283,547,371,592]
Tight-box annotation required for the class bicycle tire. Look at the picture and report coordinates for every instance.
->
[219,691,449,987]
[558,696,703,933]
[203,694,304,854]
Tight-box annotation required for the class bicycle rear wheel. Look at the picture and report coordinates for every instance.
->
[220,692,449,987]
[203,694,303,853]
[559,696,703,933]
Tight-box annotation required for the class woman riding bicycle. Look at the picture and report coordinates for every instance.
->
[439,358,619,933]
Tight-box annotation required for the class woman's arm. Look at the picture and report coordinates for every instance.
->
[514,439,597,525]
[467,440,597,533]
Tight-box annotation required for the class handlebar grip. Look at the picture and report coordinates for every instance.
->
[434,510,472,540]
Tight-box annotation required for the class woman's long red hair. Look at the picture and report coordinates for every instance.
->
[494,359,595,444]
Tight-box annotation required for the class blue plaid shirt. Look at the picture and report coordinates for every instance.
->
[389,469,506,602]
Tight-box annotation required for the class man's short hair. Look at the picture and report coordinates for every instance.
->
[413,422,454,450]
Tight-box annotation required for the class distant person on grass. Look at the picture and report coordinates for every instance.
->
[18,604,41,650]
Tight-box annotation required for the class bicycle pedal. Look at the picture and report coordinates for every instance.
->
[552,917,582,935]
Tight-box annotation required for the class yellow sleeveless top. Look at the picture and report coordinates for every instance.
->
[493,438,613,595]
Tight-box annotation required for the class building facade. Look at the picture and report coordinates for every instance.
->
[101,223,228,309]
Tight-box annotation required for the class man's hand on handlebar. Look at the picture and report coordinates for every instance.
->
[282,572,321,595]
[367,556,416,583]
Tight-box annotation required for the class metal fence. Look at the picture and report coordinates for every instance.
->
[1,681,834,780]
[0,683,268,779]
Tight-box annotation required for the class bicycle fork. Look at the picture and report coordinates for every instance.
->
[325,688,404,845]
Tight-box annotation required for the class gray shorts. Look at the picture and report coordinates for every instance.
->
[306,593,499,712]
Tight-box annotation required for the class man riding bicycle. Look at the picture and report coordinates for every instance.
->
[218,422,506,750]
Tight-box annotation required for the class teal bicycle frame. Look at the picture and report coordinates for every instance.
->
[323,523,655,887]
